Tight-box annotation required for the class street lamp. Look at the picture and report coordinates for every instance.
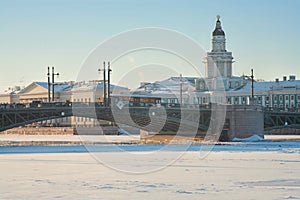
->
[180,74,183,105]
[52,67,59,102]
[47,67,51,102]
[98,62,106,106]
[107,62,112,106]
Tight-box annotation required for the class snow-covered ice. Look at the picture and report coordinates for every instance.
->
[0,142,300,200]
[232,134,265,142]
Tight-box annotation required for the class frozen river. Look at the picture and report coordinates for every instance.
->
[1,141,300,200]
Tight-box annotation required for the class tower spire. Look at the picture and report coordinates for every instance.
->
[205,16,233,79]
[213,15,225,36]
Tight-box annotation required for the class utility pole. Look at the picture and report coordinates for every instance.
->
[251,69,254,104]
[107,62,112,107]
[103,62,107,107]
[180,74,183,105]
[47,67,51,102]
[98,62,107,106]
[52,67,59,102]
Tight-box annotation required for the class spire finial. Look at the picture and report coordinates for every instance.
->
[217,15,220,21]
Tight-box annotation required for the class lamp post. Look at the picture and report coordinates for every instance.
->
[251,69,254,104]
[107,62,112,106]
[180,74,183,105]
[47,67,51,102]
[98,62,107,106]
[52,67,59,102]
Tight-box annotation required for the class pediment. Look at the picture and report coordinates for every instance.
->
[18,82,48,95]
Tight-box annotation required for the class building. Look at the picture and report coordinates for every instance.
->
[0,80,129,127]
[131,16,300,111]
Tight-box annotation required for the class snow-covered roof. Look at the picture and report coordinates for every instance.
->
[71,81,128,92]
[135,77,196,94]
[35,82,75,92]
[0,89,20,95]
[229,80,300,93]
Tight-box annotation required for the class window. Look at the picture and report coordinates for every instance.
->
[235,97,238,102]
[227,97,231,103]
[285,95,289,101]
[274,95,277,101]
[266,96,269,101]
[258,96,262,101]
[279,95,283,101]
[291,103,294,108]
[298,95,300,101]
[242,97,245,102]
[291,96,294,101]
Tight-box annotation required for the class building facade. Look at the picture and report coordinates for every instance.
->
[130,16,300,111]
[0,81,129,127]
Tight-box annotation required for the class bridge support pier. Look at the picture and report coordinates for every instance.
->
[226,105,264,140]
[140,105,264,142]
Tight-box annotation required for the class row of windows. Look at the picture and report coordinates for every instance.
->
[73,98,92,103]
[273,95,300,101]
[226,95,300,103]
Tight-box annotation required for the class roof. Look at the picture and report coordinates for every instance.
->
[213,18,225,36]
[228,80,300,94]
[0,89,20,95]
[71,81,128,92]
[35,82,74,92]
[134,76,197,95]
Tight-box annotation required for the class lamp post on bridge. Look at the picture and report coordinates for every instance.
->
[52,67,59,102]
[47,67,51,102]
[243,69,255,104]
[98,61,112,107]
[99,62,107,106]
[107,62,112,107]
[251,69,254,104]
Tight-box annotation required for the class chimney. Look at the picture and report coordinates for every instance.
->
[275,78,279,83]
[283,76,287,81]
[289,75,296,81]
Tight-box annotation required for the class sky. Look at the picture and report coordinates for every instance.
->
[0,0,299,91]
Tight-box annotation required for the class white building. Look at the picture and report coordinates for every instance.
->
[0,81,129,127]
[131,16,300,111]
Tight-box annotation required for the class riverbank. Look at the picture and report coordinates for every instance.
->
[0,135,140,146]
[0,134,300,146]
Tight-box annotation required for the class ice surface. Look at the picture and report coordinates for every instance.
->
[232,134,265,142]
[0,141,300,199]
[0,150,300,199]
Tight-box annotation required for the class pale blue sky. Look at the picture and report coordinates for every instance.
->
[0,0,299,91]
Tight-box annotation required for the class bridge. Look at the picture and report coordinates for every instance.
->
[1,104,300,140]
[264,110,300,131]
[0,105,212,134]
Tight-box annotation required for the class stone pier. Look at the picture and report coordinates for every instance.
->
[140,104,264,142]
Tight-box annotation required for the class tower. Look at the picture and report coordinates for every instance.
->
[205,15,233,78]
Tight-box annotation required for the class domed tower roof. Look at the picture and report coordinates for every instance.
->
[212,15,225,36]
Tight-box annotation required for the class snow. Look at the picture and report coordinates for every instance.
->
[265,135,300,141]
[1,135,300,199]
[35,81,74,92]
[0,134,140,144]
[232,134,265,142]
[229,80,300,93]
[0,146,300,200]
